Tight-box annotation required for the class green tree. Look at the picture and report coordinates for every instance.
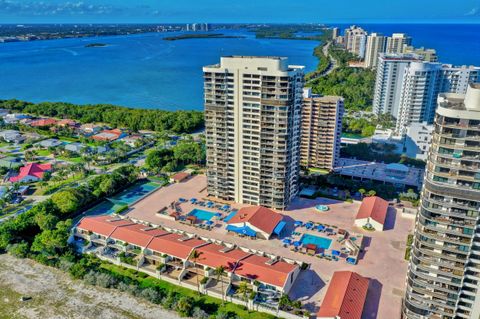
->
[51,190,80,215]
[214,265,227,304]
[237,281,251,307]
[188,249,202,295]
[31,219,72,255]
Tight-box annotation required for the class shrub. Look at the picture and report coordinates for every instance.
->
[140,287,161,304]
[175,296,195,316]
[200,276,209,285]
[6,241,30,258]
[95,272,117,288]
[192,307,209,319]
[84,271,97,285]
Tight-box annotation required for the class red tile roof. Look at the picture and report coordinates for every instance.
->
[30,118,57,127]
[227,206,283,235]
[109,223,169,247]
[9,162,52,182]
[170,172,190,182]
[195,243,250,271]
[234,254,297,288]
[356,196,389,225]
[91,129,124,141]
[57,119,77,127]
[76,216,135,237]
[317,271,369,319]
[146,233,206,260]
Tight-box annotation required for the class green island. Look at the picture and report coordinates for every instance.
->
[253,24,326,40]
[163,33,245,41]
[0,99,204,133]
[85,43,107,48]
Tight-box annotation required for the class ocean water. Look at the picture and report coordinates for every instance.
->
[334,23,480,66]
[0,30,318,110]
[0,24,478,111]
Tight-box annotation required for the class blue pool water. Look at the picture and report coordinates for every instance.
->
[300,234,332,250]
[188,208,217,221]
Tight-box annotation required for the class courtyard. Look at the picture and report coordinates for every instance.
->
[125,174,414,318]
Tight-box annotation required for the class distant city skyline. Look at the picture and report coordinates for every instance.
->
[0,0,479,24]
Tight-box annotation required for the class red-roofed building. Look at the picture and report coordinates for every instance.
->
[109,223,169,248]
[233,254,299,292]
[317,271,369,319]
[75,215,135,245]
[169,172,191,183]
[9,162,52,183]
[354,196,389,231]
[195,243,250,272]
[29,118,57,127]
[56,119,78,128]
[91,129,126,141]
[146,233,206,261]
[226,205,284,239]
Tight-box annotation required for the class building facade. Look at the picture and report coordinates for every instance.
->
[386,33,412,54]
[344,25,367,59]
[364,33,387,69]
[373,54,422,117]
[403,84,480,319]
[300,88,344,170]
[404,122,434,161]
[403,46,438,62]
[203,56,304,210]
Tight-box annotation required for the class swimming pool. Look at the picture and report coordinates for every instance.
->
[300,234,332,250]
[188,208,217,221]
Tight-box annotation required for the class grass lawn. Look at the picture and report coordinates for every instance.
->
[308,167,329,175]
[101,263,276,319]
[36,149,51,156]
[33,173,85,195]
[57,156,84,163]
[58,136,80,143]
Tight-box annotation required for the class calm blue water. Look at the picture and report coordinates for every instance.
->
[1,24,478,111]
[188,208,217,221]
[334,24,480,66]
[300,234,332,250]
[0,30,318,110]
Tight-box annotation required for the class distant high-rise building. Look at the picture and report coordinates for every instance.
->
[386,33,412,54]
[364,32,387,68]
[403,46,438,62]
[203,56,304,210]
[373,53,480,134]
[403,83,480,319]
[300,88,344,170]
[344,25,367,58]
[373,53,422,117]
[331,27,339,39]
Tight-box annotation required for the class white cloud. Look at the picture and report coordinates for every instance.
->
[465,7,479,16]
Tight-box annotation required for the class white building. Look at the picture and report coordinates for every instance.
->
[364,33,387,68]
[203,56,304,210]
[404,122,434,161]
[344,25,367,59]
[386,33,412,54]
[373,54,422,117]
[403,46,438,62]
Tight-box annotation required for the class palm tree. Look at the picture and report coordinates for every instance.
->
[358,188,366,199]
[367,190,377,197]
[188,249,202,295]
[214,265,227,304]
[237,281,251,307]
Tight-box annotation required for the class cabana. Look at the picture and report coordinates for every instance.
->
[304,243,317,255]
[226,224,257,237]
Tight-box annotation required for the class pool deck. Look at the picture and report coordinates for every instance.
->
[126,175,414,318]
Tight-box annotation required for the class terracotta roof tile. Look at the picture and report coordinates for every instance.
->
[146,233,206,260]
[234,254,297,288]
[9,162,52,182]
[195,243,250,271]
[109,223,169,247]
[227,206,283,235]
[356,196,389,225]
[76,216,135,237]
[317,271,369,319]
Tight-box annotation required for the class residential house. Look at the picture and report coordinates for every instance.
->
[91,129,126,142]
[3,113,30,124]
[0,156,22,169]
[80,124,103,136]
[354,196,389,231]
[122,135,143,147]
[64,142,86,154]
[0,130,25,144]
[37,138,63,148]
[9,162,52,183]
[29,118,57,127]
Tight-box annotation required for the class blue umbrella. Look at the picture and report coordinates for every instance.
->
[294,221,303,227]
[332,250,341,256]
[316,225,325,231]
[305,222,313,229]
[205,220,214,226]
[282,239,292,245]
[293,241,301,247]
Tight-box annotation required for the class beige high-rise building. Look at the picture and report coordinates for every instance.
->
[403,83,480,319]
[386,33,412,54]
[403,46,438,62]
[300,88,344,170]
[344,25,367,58]
[203,56,304,210]
[364,32,387,68]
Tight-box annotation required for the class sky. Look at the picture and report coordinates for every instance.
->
[0,0,479,24]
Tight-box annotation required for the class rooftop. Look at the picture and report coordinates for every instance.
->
[356,196,389,225]
[227,206,283,235]
[77,215,134,237]
[317,271,369,319]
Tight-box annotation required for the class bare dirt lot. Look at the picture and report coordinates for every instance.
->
[0,254,181,319]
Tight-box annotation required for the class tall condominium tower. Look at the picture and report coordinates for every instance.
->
[364,32,387,68]
[404,46,438,62]
[373,53,422,117]
[203,56,304,210]
[344,25,367,59]
[373,53,480,134]
[403,83,480,319]
[386,33,412,54]
[300,88,344,171]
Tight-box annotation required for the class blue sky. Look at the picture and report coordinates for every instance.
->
[0,0,479,23]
